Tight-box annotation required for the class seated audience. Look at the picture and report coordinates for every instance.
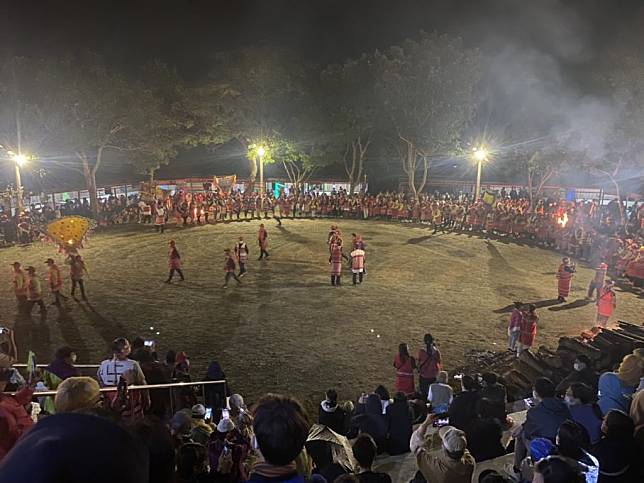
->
[42,346,80,413]
[352,434,392,483]
[519,437,557,483]
[246,394,319,483]
[448,375,481,431]
[384,392,412,455]
[629,389,644,456]
[512,377,571,474]
[374,385,391,414]
[319,389,348,435]
[555,355,598,396]
[428,371,453,414]
[597,356,641,415]
[348,394,387,452]
[591,409,638,482]
[0,413,149,483]
[176,442,214,483]
[54,376,101,413]
[306,439,348,482]
[565,382,603,444]
[555,420,599,483]
[410,414,476,483]
[465,398,506,463]
[533,455,585,483]
[480,372,507,422]
[208,417,249,482]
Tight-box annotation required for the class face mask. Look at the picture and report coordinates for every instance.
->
[573,363,583,371]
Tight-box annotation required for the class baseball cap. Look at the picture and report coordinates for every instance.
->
[438,426,467,453]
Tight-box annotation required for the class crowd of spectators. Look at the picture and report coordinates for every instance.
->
[1,325,644,482]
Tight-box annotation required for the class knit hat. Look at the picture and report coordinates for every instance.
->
[530,437,556,461]
[191,404,206,417]
[217,417,235,433]
[438,426,467,453]
[54,377,101,413]
[618,354,644,387]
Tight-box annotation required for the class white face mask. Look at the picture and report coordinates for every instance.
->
[573,363,584,371]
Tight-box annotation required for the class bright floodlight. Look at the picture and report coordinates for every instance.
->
[12,153,27,167]
[257,146,266,157]
[473,147,488,162]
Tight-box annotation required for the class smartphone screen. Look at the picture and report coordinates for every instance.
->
[524,398,534,408]
[144,340,154,347]
[222,408,230,419]
[205,407,213,420]
[433,418,450,427]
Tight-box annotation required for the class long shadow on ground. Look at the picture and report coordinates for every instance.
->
[77,302,130,346]
[493,298,561,314]
[547,298,593,311]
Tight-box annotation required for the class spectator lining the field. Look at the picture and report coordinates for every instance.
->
[352,434,392,483]
[428,370,453,414]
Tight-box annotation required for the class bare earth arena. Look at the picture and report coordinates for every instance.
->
[1,219,642,409]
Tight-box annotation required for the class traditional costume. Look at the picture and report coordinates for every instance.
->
[556,258,575,302]
[165,241,184,283]
[235,238,249,276]
[329,243,343,286]
[258,225,269,260]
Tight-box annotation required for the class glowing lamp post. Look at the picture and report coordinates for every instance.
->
[472,147,488,200]
[257,146,266,211]
[8,151,27,214]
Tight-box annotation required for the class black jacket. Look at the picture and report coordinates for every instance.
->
[448,391,481,431]
[385,400,413,455]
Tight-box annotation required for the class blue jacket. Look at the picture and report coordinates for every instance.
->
[569,403,603,444]
[523,397,571,441]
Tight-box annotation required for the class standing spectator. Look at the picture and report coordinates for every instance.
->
[592,410,638,482]
[555,355,598,396]
[97,337,147,388]
[507,302,523,353]
[595,280,617,328]
[385,392,413,455]
[319,389,347,435]
[42,346,81,414]
[190,404,214,446]
[448,375,481,431]
[246,394,314,483]
[203,360,228,411]
[417,333,442,399]
[565,382,604,444]
[223,248,242,289]
[25,266,47,315]
[137,348,172,419]
[176,442,213,483]
[518,304,538,355]
[480,373,507,422]
[393,343,416,395]
[555,420,599,483]
[512,377,571,476]
[352,434,392,483]
[556,257,576,302]
[597,355,642,415]
[410,415,475,483]
[0,368,34,462]
[428,371,453,414]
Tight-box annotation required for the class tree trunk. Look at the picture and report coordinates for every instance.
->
[149,167,156,185]
[80,156,99,219]
[246,157,257,193]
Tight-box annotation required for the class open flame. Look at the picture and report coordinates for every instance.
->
[557,212,568,228]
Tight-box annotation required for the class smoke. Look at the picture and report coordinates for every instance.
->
[475,0,622,165]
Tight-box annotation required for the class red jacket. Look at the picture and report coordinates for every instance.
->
[0,387,34,462]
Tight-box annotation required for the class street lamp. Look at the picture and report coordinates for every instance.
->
[7,150,27,214]
[257,146,266,211]
[472,146,488,200]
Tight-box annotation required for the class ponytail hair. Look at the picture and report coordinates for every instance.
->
[424,333,434,357]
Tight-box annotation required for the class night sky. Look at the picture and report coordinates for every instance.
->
[2,0,644,191]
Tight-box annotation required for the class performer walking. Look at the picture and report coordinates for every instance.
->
[235,236,249,277]
[11,261,27,309]
[68,254,89,301]
[556,257,576,302]
[329,241,343,286]
[165,240,185,283]
[258,224,269,260]
[223,248,242,288]
[350,243,365,285]
[45,258,67,307]
[25,266,47,315]
[587,262,608,300]
[595,280,616,328]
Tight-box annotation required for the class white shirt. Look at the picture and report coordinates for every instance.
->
[97,358,142,387]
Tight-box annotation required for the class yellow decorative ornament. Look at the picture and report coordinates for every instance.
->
[46,216,94,250]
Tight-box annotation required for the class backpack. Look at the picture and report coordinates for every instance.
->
[217,443,233,475]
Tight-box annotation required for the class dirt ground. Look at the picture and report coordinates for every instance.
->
[1,219,642,409]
